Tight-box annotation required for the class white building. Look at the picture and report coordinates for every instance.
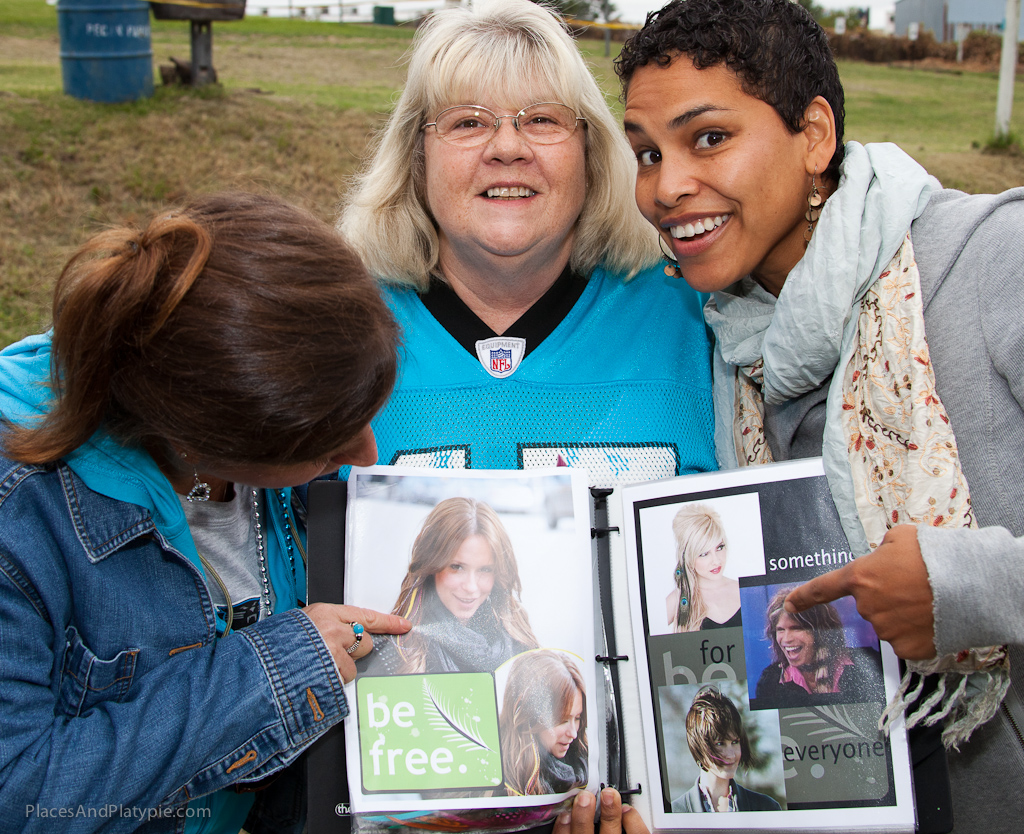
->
[894,0,1024,41]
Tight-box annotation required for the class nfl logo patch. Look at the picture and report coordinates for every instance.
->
[475,336,526,379]
[490,348,512,373]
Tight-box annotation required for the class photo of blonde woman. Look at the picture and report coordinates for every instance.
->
[666,504,742,632]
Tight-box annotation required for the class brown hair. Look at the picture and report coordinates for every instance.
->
[4,192,398,468]
[390,497,538,673]
[765,588,848,693]
[499,650,589,796]
[685,686,753,773]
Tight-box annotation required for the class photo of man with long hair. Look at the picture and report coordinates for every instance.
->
[750,586,885,709]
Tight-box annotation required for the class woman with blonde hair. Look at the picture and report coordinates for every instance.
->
[368,497,538,675]
[339,0,715,488]
[500,650,589,797]
[666,504,740,631]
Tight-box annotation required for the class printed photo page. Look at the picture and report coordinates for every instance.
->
[343,465,599,820]
[620,458,915,832]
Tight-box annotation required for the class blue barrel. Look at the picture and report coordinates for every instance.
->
[58,0,154,103]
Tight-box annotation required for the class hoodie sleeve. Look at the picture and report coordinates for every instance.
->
[913,189,1024,654]
[920,525,1024,654]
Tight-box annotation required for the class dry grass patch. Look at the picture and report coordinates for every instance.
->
[208,43,409,90]
[916,151,1024,194]
[1,10,411,345]
[0,85,385,343]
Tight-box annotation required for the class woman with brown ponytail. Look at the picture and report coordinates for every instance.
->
[0,192,410,834]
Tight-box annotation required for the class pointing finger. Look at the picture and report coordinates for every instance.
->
[336,606,411,636]
[784,564,854,613]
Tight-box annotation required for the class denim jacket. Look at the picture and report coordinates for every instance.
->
[0,336,348,834]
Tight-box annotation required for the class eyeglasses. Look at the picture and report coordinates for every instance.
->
[422,103,586,147]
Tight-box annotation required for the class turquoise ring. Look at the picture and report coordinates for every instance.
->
[346,622,365,654]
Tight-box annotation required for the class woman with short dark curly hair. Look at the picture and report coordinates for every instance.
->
[619,0,1024,825]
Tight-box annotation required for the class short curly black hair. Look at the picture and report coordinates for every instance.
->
[616,0,845,184]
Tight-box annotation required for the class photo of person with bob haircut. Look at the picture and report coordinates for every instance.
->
[365,496,539,675]
[499,650,589,797]
[672,686,782,813]
[754,588,885,709]
[666,503,741,632]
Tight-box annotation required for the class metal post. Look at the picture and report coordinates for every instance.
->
[190,20,216,86]
[956,23,968,64]
[995,0,1021,139]
[604,28,611,58]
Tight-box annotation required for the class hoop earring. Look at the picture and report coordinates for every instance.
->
[804,169,823,246]
[659,235,683,279]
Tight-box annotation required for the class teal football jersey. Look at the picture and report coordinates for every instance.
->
[372,264,717,488]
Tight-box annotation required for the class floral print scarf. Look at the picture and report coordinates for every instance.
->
[707,142,1008,748]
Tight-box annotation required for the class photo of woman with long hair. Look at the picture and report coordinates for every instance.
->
[366,497,538,675]
[499,650,589,797]
[755,588,884,707]
[672,687,781,813]
[666,504,741,632]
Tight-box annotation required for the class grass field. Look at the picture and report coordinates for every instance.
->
[2,0,1024,346]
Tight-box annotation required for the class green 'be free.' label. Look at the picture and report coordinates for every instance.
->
[357,673,503,793]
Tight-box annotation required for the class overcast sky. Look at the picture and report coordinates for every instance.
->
[613,0,895,27]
